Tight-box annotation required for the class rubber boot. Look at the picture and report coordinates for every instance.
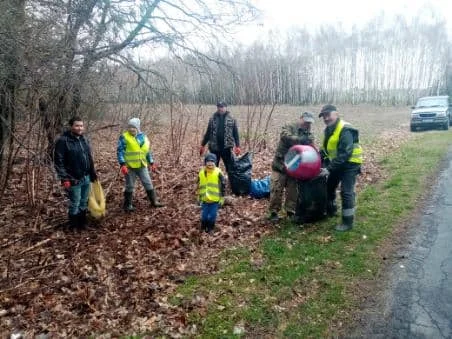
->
[146,189,164,208]
[286,211,295,222]
[123,191,135,212]
[327,200,338,217]
[200,220,207,232]
[78,209,87,229]
[335,215,354,232]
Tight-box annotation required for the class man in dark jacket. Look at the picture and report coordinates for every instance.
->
[54,116,98,229]
[200,102,240,174]
[318,105,363,231]
[268,112,315,222]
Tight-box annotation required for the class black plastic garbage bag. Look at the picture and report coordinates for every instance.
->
[229,152,252,195]
[295,174,328,224]
[249,175,271,199]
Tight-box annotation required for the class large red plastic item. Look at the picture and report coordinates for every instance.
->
[284,144,321,180]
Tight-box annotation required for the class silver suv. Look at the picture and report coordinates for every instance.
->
[410,95,451,131]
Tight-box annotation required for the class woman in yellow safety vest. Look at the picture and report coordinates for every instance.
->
[197,153,225,233]
[117,117,164,211]
[318,105,363,232]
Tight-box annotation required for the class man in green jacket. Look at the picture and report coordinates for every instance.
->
[268,112,315,222]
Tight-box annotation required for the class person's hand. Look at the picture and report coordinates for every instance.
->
[62,180,71,189]
[199,145,206,156]
[319,168,330,177]
[233,146,241,156]
[149,163,157,172]
[219,198,225,207]
[120,165,128,175]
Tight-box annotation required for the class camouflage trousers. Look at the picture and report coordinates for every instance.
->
[268,170,298,214]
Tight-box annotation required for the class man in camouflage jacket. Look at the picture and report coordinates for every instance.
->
[268,112,315,222]
[200,101,241,174]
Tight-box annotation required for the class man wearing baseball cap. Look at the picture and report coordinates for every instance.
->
[318,104,362,231]
[200,101,241,175]
[268,111,315,222]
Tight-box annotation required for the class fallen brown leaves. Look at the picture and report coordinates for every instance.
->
[0,108,412,337]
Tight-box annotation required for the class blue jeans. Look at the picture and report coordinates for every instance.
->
[125,166,154,192]
[68,175,90,216]
[201,202,219,223]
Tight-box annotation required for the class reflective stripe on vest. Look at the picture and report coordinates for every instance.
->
[198,167,221,203]
[123,131,150,168]
[322,120,363,164]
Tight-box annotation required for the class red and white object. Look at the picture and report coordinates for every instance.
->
[284,145,321,180]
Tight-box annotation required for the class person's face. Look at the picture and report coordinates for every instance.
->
[205,160,216,169]
[217,106,226,114]
[300,117,312,130]
[128,126,138,136]
[71,120,84,135]
[322,111,338,127]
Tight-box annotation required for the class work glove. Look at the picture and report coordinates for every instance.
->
[62,180,71,189]
[219,198,225,207]
[319,168,330,177]
[149,163,157,173]
[233,146,241,156]
[120,165,128,175]
[199,145,206,156]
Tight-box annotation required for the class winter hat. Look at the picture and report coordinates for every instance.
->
[204,153,217,164]
[128,117,141,132]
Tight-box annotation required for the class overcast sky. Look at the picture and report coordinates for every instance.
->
[236,0,452,43]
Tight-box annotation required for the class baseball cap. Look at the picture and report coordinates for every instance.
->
[301,111,314,123]
[204,153,217,164]
[216,101,227,108]
[319,104,337,118]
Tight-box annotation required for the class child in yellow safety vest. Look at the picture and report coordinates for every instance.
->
[197,153,225,233]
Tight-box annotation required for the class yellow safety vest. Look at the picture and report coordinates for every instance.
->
[198,167,222,203]
[322,120,363,164]
[123,131,150,168]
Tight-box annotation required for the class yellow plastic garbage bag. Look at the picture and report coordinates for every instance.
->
[88,180,106,219]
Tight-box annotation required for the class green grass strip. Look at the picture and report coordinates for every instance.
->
[171,131,452,338]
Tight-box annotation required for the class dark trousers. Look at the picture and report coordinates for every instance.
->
[327,166,360,216]
[210,148,234,174]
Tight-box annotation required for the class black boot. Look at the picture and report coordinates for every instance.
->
[146,189,164,208]
[78,209,87,229]
[68,213,78,229]
[335,215,354,232]
[327,200,338,217]
[200,220,207,232]
[206,221,215,234]
[123,191,135,212]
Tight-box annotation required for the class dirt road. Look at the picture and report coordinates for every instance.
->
[353,151,452,338]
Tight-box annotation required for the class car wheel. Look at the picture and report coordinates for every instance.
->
[444,122,449,130]
[410,125,416,132]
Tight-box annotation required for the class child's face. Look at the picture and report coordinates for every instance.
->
[205,160,215,169]
[128,126,138,136]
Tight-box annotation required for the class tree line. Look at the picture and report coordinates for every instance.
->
[108,13,451,106]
